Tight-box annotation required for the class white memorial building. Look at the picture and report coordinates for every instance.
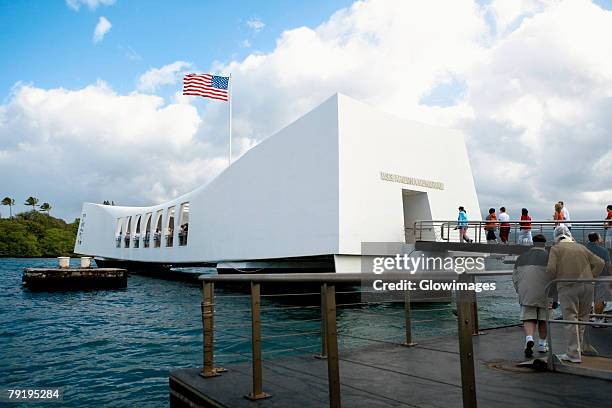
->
[74,94,481,273]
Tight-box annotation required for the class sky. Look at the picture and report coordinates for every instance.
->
[0,0,611,221]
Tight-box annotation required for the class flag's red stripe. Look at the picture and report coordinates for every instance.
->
[184,74,212,80]
[190,91,229,100]
[182,87,229,98]
[184,78,212,86]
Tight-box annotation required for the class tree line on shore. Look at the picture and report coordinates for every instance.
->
[0,196,77,257]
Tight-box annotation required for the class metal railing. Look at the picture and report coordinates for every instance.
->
[412,220,612,245]
[545,277,612,372]
[197,270,514,408]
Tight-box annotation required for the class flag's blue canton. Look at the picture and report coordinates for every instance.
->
[212,75,229,90]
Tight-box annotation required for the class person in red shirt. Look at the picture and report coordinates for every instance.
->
[518,208,532,245]
[605,204,612,249]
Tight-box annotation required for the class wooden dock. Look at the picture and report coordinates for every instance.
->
[22,267,127,290]
[169,324,611,408]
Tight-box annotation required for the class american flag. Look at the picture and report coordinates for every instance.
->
[182,73,230,101]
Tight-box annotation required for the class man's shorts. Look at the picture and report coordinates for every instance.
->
[520,305,552,321]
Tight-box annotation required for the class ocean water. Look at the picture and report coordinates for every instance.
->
[0,258,520,407]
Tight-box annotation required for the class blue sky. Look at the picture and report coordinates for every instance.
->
[1,0,611,221]
[0,0,354,99]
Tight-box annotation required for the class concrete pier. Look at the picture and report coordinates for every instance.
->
[22,267,127,290]
[169,324,611,408]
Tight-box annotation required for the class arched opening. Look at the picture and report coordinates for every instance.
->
[133,215,142,248]
[115,218,123,248]
[143,213,152,248]
[124,216,132,248]
[153,210,163,248]
[178,202,189,246]
[166,206,176,247]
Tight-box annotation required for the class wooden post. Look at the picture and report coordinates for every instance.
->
[469,274,479,336]
[456,274,477,408]
[245,282,270,400]
[324,284,341,408]
[201,282,224,377]
[315,283,328,359]
[403,289,417,346]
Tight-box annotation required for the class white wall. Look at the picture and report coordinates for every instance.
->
[337,94,481,254]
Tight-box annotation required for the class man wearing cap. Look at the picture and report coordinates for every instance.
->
[547,225,604,363]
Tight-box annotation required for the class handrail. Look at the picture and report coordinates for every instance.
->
[412,219,612,244]
[416,219,612,224]
[196,270,521,408]
[198,270,514,282]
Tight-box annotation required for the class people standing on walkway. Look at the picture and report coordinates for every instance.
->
[519,208,533,245]
[457,206,473,243]
[605,204,612,249]
[498,207,510,244]
[513,234,553,357]
[485,208,498,244]
[546,226,604,363]
[559,201,572,230]
[553,202,565,226]
[585,233,611,326]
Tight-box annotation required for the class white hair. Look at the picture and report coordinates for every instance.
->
[554,225,573,243]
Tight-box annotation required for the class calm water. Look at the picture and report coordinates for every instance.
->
[0,258,520,407]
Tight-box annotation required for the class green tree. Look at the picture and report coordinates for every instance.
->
[40,202,51,214]
[38,228,75,257]
[1,197,15,218]
[0,210,78,257]
[24,196,39,211]
[0,220,42,257]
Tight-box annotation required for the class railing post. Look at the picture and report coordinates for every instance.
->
[245,282,270,400]
[468,274,480,336]
[324,284,341,408]
[201,281,224,378]
[403,289,417,346]
[315,283,328,359]
[456,274,477,408]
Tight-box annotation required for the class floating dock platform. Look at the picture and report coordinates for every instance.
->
[22,267,127,290]
[169,324,611,408]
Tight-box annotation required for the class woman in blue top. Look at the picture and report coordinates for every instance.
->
[457,206,473,243]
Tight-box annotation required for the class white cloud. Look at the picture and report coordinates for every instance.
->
[66,0,116,11]
[246,18,265,32]
[240,39,252,48]
[137,61,192,93]
[3,0,612,220]
[93,16,112,43]
[0,82,226,218]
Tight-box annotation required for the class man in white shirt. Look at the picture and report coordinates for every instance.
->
[498,207,511,244]
[559,201,571,230]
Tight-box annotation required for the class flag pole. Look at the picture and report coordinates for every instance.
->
[228,73,232,167]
